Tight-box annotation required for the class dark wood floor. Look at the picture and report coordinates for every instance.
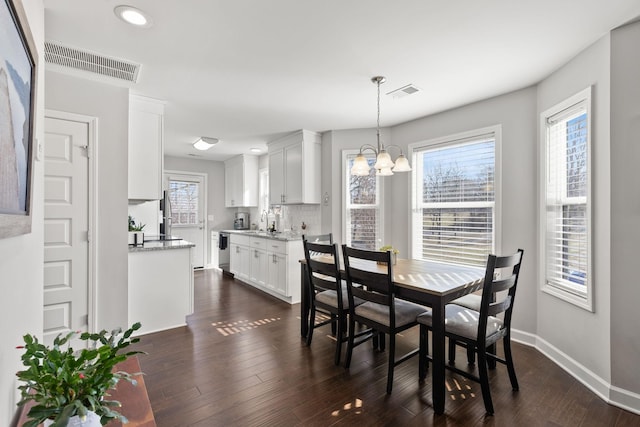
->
[131,269,640,426]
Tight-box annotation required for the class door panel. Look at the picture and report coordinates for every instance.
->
[43,117,89,346]
[165,173,206,268]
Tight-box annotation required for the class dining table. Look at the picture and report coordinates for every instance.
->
[300,256,485,415]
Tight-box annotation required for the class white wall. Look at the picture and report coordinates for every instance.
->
[537,35,612,383]
[391,88,539,334]
[610,20,640,397]
[0,1,44,424]
[45,71,130,331]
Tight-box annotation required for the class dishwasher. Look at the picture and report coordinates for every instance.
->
[217,231,231,275]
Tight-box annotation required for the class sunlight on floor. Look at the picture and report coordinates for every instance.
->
[447,377,475,401]
[331,398,364,416]
[212,317,281,336]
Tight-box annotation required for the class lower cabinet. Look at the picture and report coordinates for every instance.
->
[229,234,302,304]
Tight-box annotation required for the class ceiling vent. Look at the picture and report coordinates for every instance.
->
[45,41,141,83]
[387,84,421,99]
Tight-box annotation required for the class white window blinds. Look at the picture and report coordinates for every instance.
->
[544,99,589,296]
[169,180,199,226]
[345,153,382,250]
[412,133,496,267]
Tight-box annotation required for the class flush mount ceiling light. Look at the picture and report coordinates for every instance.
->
[250,147,262,153]
[350,76,412,177]
[193,137,219,151]
[114,5,153,28]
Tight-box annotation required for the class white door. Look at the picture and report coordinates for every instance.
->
[43,116,90,346]
[165,172,206,268]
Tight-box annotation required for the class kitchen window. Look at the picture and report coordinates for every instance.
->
[169,179,199,226]
[343,150,383,250]
[410,126,500,267]
[540,87,592,311]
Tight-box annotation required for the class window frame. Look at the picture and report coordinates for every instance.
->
[342,149,384,250]
[539,87,593,312]
[408,125,502,265]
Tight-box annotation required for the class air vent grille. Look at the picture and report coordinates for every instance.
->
[45,41,141,83]
[387,84,421,99]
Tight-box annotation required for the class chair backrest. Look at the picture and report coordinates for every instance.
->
[341,245,396,325]
[303,241,343,304]
[302,233,333,244]
[477,249,524,345]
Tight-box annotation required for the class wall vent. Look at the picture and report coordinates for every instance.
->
[45,41,141,83]
[387,84,421,99]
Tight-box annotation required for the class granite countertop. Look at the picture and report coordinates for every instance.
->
[129,239,195,252]
[222,229,304,242]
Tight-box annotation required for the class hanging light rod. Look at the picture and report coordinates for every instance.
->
[350,76,411,177]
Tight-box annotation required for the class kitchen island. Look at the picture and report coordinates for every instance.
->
[224,230,303,304]
[128,239,195,335]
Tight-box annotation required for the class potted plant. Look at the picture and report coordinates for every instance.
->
[379,245,399,265]
[16,322,144,427]
[128,216,145,246]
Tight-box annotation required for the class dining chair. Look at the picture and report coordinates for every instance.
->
[302,233,333,245]
[341,245,430,394]
[303,240,359,365]
[417,249,524,414]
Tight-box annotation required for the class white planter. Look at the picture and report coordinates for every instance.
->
[44,410,101,427]
[128,231,144,246]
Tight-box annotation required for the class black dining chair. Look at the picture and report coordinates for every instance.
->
[302,233,333,245]
[303,240,360,365]
[341,245,429,394]
[417,249,524,414]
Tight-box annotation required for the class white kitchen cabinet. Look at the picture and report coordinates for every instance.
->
[225,154,259,207]
[128,95,164,201]
[228,232,302,303]
[268,130,321,205]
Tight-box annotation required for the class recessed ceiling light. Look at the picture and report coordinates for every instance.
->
[250,148,262,153]
[193,137,219,151]
[114,6,153,28]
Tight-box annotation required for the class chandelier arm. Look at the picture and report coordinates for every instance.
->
[383,144,407,156]
[357,144,379,156]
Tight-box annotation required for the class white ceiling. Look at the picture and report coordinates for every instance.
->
[43,0,640,161]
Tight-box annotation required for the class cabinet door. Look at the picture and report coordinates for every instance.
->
[267,252,288,296]
[249,248,268,287]
[283,142,303,204]
[230,243,250,279]
[229,243,240,276]
[225,160,241,207]
[129,96,163,200]
[269,149,284,205]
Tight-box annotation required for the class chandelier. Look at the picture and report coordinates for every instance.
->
[350,76,412,176]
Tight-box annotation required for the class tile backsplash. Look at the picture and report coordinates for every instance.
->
[249,204,320,234]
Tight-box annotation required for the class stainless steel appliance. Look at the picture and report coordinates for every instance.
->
[159,190,172,236]
[233,212,249,230]
[218,231,231,275]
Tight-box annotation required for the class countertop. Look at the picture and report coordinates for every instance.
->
[222,229,305,242]
[129,239,195,252]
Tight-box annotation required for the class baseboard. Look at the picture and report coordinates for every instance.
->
[511,328,640,415]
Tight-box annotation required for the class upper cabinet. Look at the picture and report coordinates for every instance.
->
[268,130,321,205]
[225,154,259,207]
[128,95,165,201]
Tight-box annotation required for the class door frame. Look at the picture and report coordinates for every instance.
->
[44,109,98,334]
[164,170,208,267]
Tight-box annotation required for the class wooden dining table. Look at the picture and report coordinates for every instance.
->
[300,257,485,415]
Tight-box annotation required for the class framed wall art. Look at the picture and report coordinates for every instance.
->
[0,0,37,239]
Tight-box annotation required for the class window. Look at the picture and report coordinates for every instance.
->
[169,179,199,226]
[343,151,383,250]
[540,87,592,311]
[410,127,500,267]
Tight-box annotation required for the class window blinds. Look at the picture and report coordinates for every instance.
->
[169,180,199,225]
[545,103,588,292]
[415,137,495,266]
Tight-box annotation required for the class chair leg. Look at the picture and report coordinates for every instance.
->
[306,306,315,346]
[419,325,429,381]
[334,314,346,366]
[386,333,395,394]
[477,346,494,415]
[344,316,356,369]
[330,314,337,336]
[466,345,476,365]
[448,338,456,364]
[503,336,519,391]
[379,332,386,351]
